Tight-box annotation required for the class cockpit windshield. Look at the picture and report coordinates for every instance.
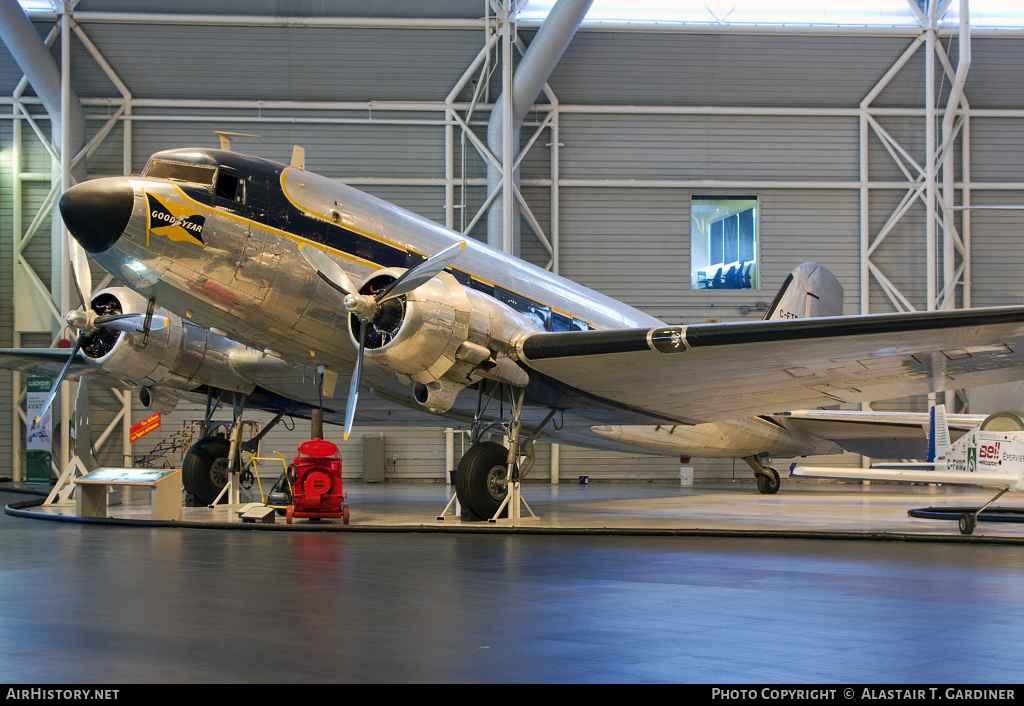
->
[143,159,217,186]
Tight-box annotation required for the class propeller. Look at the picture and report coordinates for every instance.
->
[73,378,98,470]
[69,236,92,310]
[300,240,467,439]
[34,309,170,425]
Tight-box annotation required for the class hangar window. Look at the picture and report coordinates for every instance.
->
[691,195,758,290]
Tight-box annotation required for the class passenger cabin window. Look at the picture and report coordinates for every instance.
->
[143,160,216,186]
[551,312,590,332]
[691,195,758,290]
[472,280,591,331]
[495,288,550,331]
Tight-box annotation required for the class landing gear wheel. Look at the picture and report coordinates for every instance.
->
[959,512,977,535]
[182,436,231,506]
[756,468,781,495]
[456,441,511,520]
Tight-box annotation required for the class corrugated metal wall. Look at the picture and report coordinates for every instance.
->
[3,6,1024,484]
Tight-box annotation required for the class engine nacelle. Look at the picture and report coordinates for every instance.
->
[139,385,186,414]
[80,288,255,404]
[352,270,537,413]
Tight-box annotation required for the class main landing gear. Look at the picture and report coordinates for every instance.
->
[744,454,781,495]
[181,390,286,507]
[957,488,1010,535]
[447,383,557,522]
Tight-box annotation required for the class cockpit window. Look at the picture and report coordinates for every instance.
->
[215,171,246,203]
[143,159,217,186]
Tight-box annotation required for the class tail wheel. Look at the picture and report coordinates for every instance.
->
[456,441,511,520]
[756,468,781,495]
[182,436,231,506]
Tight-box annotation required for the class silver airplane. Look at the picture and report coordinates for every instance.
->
[9,146,1024,520]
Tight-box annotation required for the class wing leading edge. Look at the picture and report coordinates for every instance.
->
[514,306,1024,425]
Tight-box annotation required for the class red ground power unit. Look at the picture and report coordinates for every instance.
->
[286,438,349,524]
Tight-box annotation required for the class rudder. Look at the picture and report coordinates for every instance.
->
[762,262,844,321]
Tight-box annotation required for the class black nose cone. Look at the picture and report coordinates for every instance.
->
[59,178,134,254]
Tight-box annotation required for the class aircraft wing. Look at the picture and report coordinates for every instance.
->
[0,346,98,379]
[515,307,1024,425]
[790,464,1019,489]
[781,409,985,431]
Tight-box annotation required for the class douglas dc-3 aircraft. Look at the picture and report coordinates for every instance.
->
[9,146,1024,519]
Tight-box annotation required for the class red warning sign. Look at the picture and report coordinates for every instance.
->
[130,412,161,443]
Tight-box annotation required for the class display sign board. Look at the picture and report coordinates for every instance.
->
[25,377,52,483]
[77,468,180,485]
[130,412,161,443]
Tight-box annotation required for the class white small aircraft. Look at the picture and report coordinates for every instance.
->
[792,405,1024,535]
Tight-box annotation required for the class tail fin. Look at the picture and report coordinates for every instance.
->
[927,404,952,462]
[763,262,844,321]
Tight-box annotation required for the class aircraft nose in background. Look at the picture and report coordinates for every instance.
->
[59,178,134,254]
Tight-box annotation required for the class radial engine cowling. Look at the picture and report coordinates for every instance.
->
[80,288,255,408]
[351,270,538,413]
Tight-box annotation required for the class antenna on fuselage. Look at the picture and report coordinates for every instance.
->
[214,131,260,151]
[291,145,305,170]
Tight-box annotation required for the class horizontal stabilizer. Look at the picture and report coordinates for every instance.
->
[790,464,1018,489]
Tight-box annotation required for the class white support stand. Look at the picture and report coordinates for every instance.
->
[209,470,240,507]
[208,420,246,507]
[488,479,537,523]
[44,455,93,507]
[436,491,461,521]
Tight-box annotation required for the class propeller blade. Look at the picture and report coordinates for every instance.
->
[95,313,170,334]
[376,241,466,303]
[69,236,92,310]
[299,243,358,296]
[343,324,366,442]
[74,378,98,470]
[35,336,83,424]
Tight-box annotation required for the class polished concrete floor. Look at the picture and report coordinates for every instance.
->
[3,482,1024,683]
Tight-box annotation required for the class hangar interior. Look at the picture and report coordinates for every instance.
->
[3,0,1024,488]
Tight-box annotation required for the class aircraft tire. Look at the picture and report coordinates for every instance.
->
[456,441,510,520]
[756,468,781,495]
[182,436,231,506]
[959,512,976,536]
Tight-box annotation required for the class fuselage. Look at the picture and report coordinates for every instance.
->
[82,149,659,360]
[60,148,671,447]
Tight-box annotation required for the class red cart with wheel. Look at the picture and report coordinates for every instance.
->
[286,438,349,524]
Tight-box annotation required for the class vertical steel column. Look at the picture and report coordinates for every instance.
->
[58,5,72,470]
[859,111,869,316]
[925,15,936,313]
[12,112,21,481]
[501,0,514,255]
[551,109,560,275]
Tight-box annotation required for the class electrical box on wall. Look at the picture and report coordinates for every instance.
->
[363,433,385,483]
